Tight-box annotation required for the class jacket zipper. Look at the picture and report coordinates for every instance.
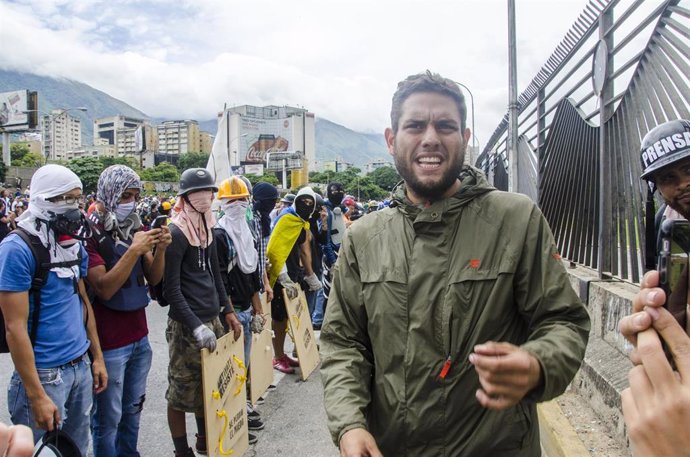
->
[439,311,453,380]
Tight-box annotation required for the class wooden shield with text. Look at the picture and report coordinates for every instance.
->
[284,288,320,380]
[249,293,274,405]
[201,332,249,457]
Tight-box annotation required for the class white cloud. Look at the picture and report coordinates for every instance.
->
[1,0,601,141]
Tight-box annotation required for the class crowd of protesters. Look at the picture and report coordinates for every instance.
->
[0,163,385,457]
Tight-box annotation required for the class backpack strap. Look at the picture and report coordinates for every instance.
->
[12,228,52,346]
[87,218,117,270]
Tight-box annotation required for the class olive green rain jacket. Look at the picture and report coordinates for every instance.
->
[320,167,590,457]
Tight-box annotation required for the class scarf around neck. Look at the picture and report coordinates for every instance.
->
[170,197,216,248]
[217,200,258,274]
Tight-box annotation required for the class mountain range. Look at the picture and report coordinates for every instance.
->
[0,69,390,168]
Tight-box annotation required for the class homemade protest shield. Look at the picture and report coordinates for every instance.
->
[283,288,320,380]
[201,333,249,457]
[249,293,273,405]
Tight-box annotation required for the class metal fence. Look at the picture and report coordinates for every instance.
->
[476,0,690,283]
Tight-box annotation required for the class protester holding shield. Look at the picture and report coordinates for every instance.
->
[163,168,242,457]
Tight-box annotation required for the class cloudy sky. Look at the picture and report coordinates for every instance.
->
[2,0,598,143]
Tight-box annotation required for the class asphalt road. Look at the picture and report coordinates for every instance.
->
[0,302,338,457]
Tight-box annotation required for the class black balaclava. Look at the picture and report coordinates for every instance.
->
[252,182,279,235]
[295,196,315,221]
[327,182,345,207]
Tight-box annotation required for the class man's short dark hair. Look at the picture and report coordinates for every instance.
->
[390,71,467,133]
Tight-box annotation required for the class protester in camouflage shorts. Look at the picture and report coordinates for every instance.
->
[162,169,242,457]
[165,318,225,412]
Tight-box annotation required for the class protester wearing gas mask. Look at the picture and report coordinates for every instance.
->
[84,165,171,457]
[266,186,321,374]
[0,164,107,451]
[162,168,242,457]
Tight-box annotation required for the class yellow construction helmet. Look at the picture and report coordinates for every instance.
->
[217,176,250,200]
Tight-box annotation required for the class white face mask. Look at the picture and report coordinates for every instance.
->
[115,201,136,222]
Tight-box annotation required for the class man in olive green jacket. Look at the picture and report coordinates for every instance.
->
[320,71,590,457]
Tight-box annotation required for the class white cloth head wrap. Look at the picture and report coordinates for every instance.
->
[17,165,83,278]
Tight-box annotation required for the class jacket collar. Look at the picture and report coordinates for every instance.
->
[391,166,496,220]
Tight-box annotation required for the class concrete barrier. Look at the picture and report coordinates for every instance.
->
[562,262,635,450]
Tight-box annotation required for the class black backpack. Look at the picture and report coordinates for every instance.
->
[0,228,82,353]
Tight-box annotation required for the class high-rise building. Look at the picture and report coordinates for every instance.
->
[157,120,201,155]
[117,124,158,157]
[42,111,82,160]
[93,115,146,148]
[199,131,213,154]
[212,105,315,188]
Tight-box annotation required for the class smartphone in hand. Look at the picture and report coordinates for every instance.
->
[657,219,690,333]
[151,215,168,230]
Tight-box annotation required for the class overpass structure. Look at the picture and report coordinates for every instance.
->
[477,0,690,284]
[476,2,690,450]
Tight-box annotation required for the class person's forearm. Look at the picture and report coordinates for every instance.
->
[91,249,142,300]
[251,292,264,315]
[262,270,270,291]
[145,249,165,285]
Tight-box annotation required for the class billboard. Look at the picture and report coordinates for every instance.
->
[238,117,293,164]
[0,90,33,131]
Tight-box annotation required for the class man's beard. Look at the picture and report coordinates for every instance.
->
[394,151,464,200]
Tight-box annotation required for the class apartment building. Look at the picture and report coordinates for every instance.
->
[200,131,213,154]
[42,111,82,160]
[117,124,158,156]
[93,115,146,148]
[157,120,201,155]
[364,159,393,174]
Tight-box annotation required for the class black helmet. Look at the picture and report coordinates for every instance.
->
[178,168,218,196]
[280,193,296,204]
[33,430,82,457]
[640,119,690,181]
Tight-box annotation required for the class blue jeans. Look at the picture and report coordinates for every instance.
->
[309,288,326,326]
[7,354,93,452]
[92,336,152,457]
[237,309,252,366]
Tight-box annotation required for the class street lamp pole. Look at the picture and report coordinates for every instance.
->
[453,81,476,155]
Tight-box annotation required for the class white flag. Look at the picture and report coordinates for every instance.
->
[206,110,234,187]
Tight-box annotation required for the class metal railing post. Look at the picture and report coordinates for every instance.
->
[598,7,614,279]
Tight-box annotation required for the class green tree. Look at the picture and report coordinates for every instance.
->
[139,162,180,182]
[10,143,31,164]
[15,152,44,168]
[368,166,400,191]
[65,157,105,193]
[0,160,6,183]
[100,156,141,171]
[178,153,210,172]
[243,173,280,187]
[346,175,387,201]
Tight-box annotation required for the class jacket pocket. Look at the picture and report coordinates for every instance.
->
[446,266,517,356]
[491,402,532,452]
[360,268,408,334]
